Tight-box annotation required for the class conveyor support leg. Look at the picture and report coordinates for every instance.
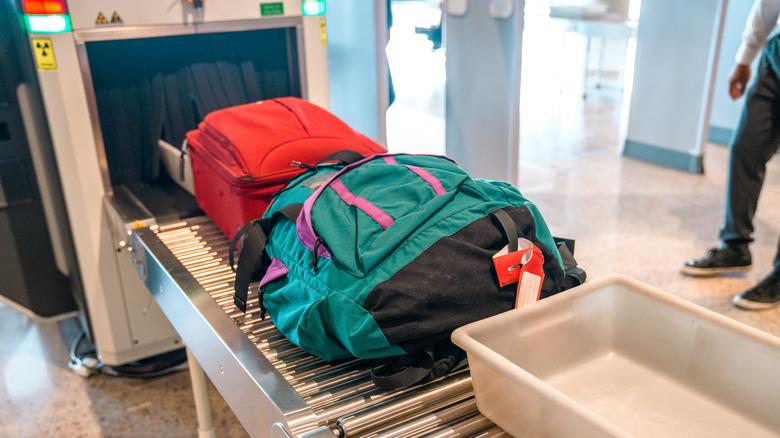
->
[187,347,216,438]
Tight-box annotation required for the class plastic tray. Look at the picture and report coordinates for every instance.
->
[452,274,780,437]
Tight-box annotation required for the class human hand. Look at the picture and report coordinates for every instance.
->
[728,64,751,100]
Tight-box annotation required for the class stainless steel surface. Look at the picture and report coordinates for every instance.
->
[133,224,324,437]
[104,187,157,244]
[132,217,503,437]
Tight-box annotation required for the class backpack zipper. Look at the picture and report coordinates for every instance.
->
[258,288,268,320]
[312,237,325,273]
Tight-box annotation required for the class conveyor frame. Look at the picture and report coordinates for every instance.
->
[133,223,330,437]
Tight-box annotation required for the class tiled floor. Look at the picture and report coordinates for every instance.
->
[0,303,249,437]
[3,6,780,437]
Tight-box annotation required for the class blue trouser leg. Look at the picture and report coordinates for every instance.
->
[720,35,780,271]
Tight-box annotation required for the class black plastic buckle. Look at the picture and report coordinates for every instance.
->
[234,295,247,313]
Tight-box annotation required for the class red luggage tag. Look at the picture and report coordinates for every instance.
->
[493,239,545,308]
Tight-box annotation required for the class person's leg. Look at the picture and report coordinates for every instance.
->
[682,36,780,277]
[734,226,780,310]
[732,36,780,309]
[774,236,780,272]
[721,37,780,247]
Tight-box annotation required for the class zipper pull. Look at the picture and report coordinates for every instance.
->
[291,161,316,171]
[312,237,324,273]
[179,140,189,182]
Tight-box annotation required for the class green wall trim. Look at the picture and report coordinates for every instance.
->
[623,139,704,174]
[708,125,733,146]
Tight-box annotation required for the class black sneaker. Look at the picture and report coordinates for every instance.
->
[679,245,751,277]
[733,271,780,310]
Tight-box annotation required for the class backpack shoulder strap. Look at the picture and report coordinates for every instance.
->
[490,208,519,252]
[370,349,435,390]
[231,203,303,313]
[369,340,467,390]
[554,238,587,290]
[292,150,366,171]
[317,150,366,166]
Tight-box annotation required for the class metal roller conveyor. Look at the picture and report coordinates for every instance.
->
[305,377,380,412]
[471,428,512,438]
[283,358,363,383]
[334,373,473,437]
[292,363,373,397]
[342,391,475,437]
[418,414,509,438]
[357,395,478,438]
[131,217,507,437]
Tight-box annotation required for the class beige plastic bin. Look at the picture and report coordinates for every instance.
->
[452,274,780,437]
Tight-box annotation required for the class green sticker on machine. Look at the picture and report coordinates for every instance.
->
[260,2,284,16]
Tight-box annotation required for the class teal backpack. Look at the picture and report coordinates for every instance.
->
[232,153,583,388]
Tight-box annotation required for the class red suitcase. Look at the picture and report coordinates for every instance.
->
[186,97,386,240]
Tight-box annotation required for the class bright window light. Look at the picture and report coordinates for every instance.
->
[628,0,641,21]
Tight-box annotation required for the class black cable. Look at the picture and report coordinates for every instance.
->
[68,328,189,379]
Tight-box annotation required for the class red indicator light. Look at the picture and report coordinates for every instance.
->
[23,0,67,15]
[22,0,45,14]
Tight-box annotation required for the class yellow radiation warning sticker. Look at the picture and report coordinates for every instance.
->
[319,18,327,46]
[96,11,123,25]
[32,38,56,70]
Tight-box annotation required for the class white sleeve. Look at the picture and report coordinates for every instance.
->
[735,0,780,65]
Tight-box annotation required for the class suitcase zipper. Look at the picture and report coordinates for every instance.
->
[190,140,303,188]
[200,124,252,174]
